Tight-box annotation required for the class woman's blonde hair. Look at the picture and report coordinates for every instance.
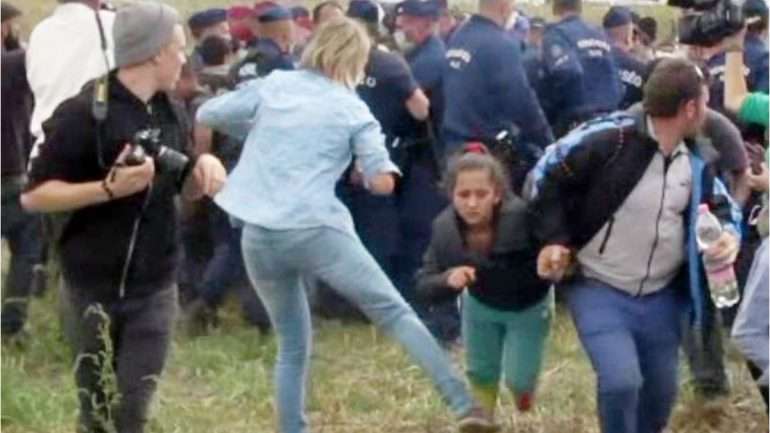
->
[300,16,371,89]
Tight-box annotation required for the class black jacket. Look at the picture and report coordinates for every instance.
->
[416,197,549,311]
[529,109,735,250]
[27,72,191,300]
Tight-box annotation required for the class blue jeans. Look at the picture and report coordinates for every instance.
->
[240,225,474,433]
[564,278,684,433]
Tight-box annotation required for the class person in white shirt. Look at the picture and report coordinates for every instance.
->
[26,0,115,154]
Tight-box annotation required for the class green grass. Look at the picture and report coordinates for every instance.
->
[2,283,768,433]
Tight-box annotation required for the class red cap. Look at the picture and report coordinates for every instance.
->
[463,142,489,155]
[254,1,279,17]
[229,6,255,20]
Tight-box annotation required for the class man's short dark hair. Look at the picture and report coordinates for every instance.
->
[643,58,707,117]
[553,0,582,14]
[199,35,232,67]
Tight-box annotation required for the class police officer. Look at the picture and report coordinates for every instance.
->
[230,5,295,84]
[442,0,553,158]
[395,0,459,343]
[343,0,431,308]
[603,6,647,109]
[540,0,622,137]
[521,17,547,112]
[395,0,445,127]
[187,8,230,71]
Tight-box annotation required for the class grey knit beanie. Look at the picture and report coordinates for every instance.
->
[114,1,180,68]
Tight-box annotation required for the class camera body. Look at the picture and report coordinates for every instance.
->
[670,0,744,46]
[125,128,191,180]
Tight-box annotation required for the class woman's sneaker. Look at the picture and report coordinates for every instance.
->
[458,406,500,433]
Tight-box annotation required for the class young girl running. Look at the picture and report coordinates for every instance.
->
[417,144,552,419]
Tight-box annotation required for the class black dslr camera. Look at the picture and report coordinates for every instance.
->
[125,128,191,180]
[670,0,744,46]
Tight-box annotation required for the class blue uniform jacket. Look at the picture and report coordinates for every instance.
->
[540,15,622,131]
[611,45,647,109]
[357,48,419,144]
[442,15,553,154]
[406,34,446,131]
[230,38,295,84]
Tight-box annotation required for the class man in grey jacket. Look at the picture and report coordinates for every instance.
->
[532,58,741,433]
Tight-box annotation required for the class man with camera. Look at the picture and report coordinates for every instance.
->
[531,58,741,433]
[681,0,769,111]
[22,3,226,433]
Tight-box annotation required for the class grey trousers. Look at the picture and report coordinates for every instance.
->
[60,280,177,433]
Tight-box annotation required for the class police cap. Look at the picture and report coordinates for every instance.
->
[602,6,633,29]
[188,8,227,31]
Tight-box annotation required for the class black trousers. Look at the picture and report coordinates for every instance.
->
[1,177,43,335]
[60,280,177,433]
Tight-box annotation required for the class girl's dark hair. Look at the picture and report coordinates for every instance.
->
[444,143,511,199]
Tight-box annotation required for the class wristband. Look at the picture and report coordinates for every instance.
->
[101,179,115,200]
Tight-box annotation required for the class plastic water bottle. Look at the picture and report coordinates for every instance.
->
[695,204,739,308]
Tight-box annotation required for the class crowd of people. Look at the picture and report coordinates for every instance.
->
[0,0,768,432]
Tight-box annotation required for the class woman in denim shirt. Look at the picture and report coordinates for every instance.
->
[197,17,496,433]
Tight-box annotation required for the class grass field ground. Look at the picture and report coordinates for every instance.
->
[1,285,768,433]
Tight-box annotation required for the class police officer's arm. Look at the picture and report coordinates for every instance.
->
[383,52,429,121]
[350,108,402,195]
[406,88,430,121]
[197,80,262,140]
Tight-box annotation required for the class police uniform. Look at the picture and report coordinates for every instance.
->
[399,0,456,341]
[187,8,228,71]
[442,15,553,155]
[612,46,646,109]
[229,7,295,84]
[339,46,417,297]
[602,7,648,110]
[541,15,622,136]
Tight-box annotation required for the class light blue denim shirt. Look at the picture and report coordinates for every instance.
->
[197,69,400,236]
